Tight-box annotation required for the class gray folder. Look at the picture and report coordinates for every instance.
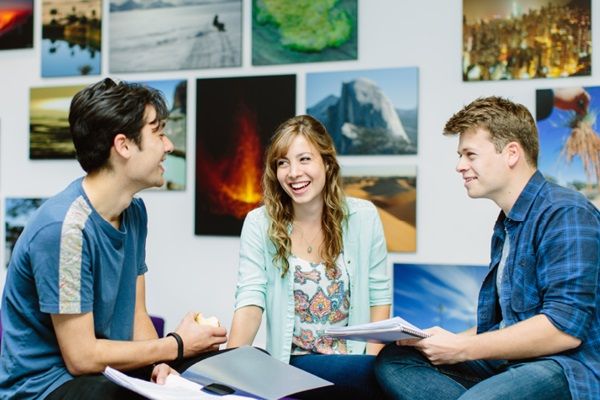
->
[185,346,332,400]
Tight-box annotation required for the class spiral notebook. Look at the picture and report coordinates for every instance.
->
[324,316,429,343]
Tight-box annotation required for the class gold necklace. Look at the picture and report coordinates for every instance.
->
[294,223,321,254]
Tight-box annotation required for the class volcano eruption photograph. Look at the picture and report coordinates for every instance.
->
[195,74,296,236]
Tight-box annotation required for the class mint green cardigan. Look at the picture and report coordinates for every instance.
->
[235,197,392,363]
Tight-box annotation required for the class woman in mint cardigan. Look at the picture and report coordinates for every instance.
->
[228,115,391,399]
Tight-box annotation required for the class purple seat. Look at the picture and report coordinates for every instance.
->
[150,315,165,338]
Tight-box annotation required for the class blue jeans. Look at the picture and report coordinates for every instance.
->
[289,353,384,399]
[375,344,571,400]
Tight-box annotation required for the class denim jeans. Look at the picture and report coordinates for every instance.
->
[374,344,571,400]
[289,353,384,399]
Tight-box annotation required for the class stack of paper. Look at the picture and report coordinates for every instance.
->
[104,346,332,400]
[103,367,250,400]
[324,316,429,343]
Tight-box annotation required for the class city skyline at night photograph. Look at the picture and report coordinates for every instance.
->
[463,0,591,81]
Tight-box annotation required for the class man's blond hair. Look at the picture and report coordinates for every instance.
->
[444,96,539,167]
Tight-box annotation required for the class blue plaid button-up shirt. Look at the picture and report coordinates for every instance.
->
[477,171,600,400]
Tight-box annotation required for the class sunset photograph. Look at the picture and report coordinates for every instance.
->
[0,0,33,50]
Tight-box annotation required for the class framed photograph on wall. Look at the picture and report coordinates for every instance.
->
[252,0,357,65]
[41,0,102,77]
[195,74,296,236]
[307,67,418,155]
[0,0,34,50]
[342,165,417,252]
[136,79,188,191]
[5,198,47,267]
[536,86,600,208]
[463,0,591,81]
[393,263,487,333]
[109,0,241,73]
[29,84,86,159]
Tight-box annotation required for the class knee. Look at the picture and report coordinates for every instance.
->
[375,344,424,375]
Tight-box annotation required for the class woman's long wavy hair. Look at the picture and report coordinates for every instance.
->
[262,115,347,276]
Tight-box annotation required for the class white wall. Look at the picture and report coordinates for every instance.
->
[1,0,598,345]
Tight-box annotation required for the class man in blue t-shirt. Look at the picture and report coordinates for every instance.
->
[0,78,228,399]
[375,97,599,400]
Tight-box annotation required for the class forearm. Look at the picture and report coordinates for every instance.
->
[366,304,390,355]
[52,312,178,375]
[58,331,178,374]
[465,314,581,361]
[227,305,263,348]
[459,326,477,336]
[86,336,179,373]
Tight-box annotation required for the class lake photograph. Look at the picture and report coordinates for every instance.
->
[41,0,101,77]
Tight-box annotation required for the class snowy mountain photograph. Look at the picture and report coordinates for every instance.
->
[307,67,418,155]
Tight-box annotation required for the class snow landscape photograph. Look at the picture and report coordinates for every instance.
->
[109,0,241,73]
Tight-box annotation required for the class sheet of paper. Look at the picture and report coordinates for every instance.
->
[103,366,251,400]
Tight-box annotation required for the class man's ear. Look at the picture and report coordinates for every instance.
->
[505,141,521,168]
[113,133,131,159]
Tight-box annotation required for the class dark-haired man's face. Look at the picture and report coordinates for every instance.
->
[126,105,173,190]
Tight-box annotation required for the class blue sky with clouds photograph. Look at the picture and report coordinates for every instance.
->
[394,263,487,333]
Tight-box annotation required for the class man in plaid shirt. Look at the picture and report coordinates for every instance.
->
[375,97,599,400]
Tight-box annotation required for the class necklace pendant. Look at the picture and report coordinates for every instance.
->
[307,246,313,254]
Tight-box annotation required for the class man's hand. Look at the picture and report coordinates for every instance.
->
[151,363,178,385]
[174,312,228,357]
[397,326,470,365]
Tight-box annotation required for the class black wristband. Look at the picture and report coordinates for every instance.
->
[166,332,184,362]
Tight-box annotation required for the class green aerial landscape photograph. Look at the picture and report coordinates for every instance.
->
[252,0,357,65]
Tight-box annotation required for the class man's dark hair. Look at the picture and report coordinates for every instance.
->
[69,78,169,173]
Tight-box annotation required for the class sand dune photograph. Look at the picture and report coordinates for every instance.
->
[343,165,416,252]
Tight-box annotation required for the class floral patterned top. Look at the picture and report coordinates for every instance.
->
[291,254,351,355]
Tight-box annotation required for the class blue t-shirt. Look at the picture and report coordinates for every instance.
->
[0,178,148,399]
